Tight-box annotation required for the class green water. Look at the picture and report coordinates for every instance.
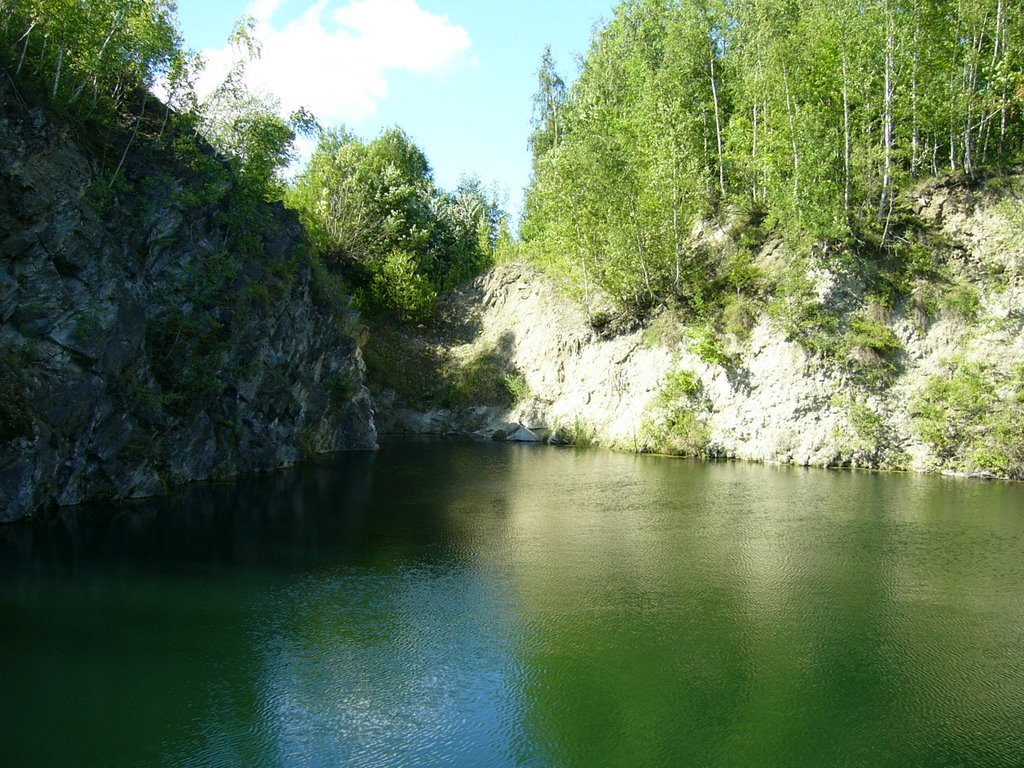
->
[2,440,1023,767]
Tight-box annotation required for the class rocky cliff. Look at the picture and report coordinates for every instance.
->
[375,173,1024,479]
[0,87,376,522]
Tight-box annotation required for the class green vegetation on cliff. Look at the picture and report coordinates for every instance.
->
[521,0,1024,319]
[287,129,507,323]
[0,3,383,520]
[2,4,502,326]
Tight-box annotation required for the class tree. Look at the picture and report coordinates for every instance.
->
[1,0,185,119]
[198,18,318,200]
[520,0,1024,315]
[287,129,499,320]
[529,44,567,165]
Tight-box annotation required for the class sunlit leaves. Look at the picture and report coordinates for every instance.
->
[521,0,1024,315]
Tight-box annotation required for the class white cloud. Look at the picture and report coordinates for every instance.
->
[195,0,472,125]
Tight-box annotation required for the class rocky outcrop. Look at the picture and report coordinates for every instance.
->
[0,89,376,522]
[378,174,1024,477]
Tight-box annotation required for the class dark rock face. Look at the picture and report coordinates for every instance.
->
[0,93,376,522]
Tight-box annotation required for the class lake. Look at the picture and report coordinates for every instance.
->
[2,439,1023,767]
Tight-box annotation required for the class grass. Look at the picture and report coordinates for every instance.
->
[552,417,598,447]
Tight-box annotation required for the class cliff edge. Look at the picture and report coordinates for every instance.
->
[0,86,376,522]
[373,173,1024,479]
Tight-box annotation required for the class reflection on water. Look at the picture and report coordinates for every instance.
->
[2,441,1024,767]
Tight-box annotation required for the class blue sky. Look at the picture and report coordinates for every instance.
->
[173,0,617,217]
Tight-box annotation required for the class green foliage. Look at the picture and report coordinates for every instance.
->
[912,361,1024,478]
[307,250,352,315]
[502,373,532,405]
[287,130,502,321]
[641,367,710,456]
[197,19,319,202]
[1,0,187,121]
[653,368,701,408]
[686,324,734,367]
[362,327,445,409]
[832,394,907,468]
[552,417,598,448]
[369,250,438,324]
[328,369,358,406]
[441,346,523,409]
[844,311,903,386]
[72,311,104,347]
[940,280,982,321]
[520,0,1024,317]
[767,269,842,357]
[721,292,761,341]
[643,309,690,349]
[529,44,567,164]
[363,324,526,411]
[994,198,1024,251]
[642,409,711,458]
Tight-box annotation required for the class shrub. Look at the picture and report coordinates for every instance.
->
[722,292,760,341]
[369,249,438,324]
[441,347,522,408]
[553,417,598,447]
[766,269,842,357]
[940,280,981,322]
[641,409,711,457]
[362,326,446,409]
[653,369,701,407]
[686,324,733,367]
[502,373,531,404]
[912,361,1024,477]
[844,312,902,387]
[328,369,359,405]
[832,394,906,468]
[640,367,710,456]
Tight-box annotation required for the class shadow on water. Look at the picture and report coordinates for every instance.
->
[0,450,380,575]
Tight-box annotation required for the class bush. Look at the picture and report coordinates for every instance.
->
[641,409,711,457]
[502,373,531,404]
[722,292,760,340]
[686,324,733,367]
[441,347,522,408]
[552,417,598,447]
[832,394,906,468]
[653,369,701,406]
[368,249,438,324]
[640,367,710,456]
[362,326,446,409]
[328,369,359,405]
[940,280,981,321]
[766,268,842,357]
[912,361,1024,477]
[844,312,902,387]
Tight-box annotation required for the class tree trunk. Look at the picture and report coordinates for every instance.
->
[783,63,800,211]
[709,41,726,198]
[752,97,759,201]
[672,158,682,295]
[911,36,920,176]
[16,21,35,77]
[879,19,895,223]
[52,40,63,98]
[842,48,851,214]
[630,201,654,303]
